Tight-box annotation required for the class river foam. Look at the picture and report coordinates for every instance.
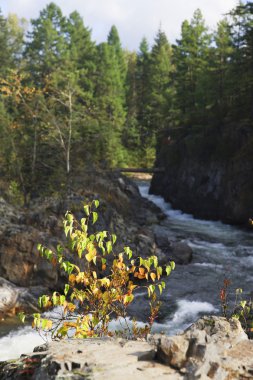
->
[0,326,44,361]
[164,299,218,335]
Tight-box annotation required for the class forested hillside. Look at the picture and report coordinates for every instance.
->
[0,1,252,204]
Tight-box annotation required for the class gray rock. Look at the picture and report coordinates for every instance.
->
[0,338,180,380]
[0,277,39,316]
[0,173,166,315]
[154,227,193,264]
[154,315,253,380]
[169,242,193,264]
[2,316,253,379]
[117,176,140,198]
[150,125,253,225]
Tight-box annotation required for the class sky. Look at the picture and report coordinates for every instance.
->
[1,0,239,50]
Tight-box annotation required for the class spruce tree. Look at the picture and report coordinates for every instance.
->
[107,25,127,83]
[210,18,233,121]
[0,9,12,75]
[123,51,140,160]
[24,2,68,86]
[173,9,211,125]
[93,42,126,165]
[6,14,27,68]
[66,11,97,98]
[229,2,253,119]
[146,29,174,144]
[136,37,151,147]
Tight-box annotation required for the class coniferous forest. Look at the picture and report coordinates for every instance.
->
[0,2,253,202]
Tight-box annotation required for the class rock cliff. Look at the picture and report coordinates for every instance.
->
[0,172,192,317]
[150,123,253,224]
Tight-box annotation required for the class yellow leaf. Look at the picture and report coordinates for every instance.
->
[128,283,137,291]
[64,322,77,328]
[67,303,76,312]
[117,262,125,269]
[100,278,110,287]
[85,245,96,262]
[85,251,94,262]
[123,294,134,305]
[150,273,156,282]
[102,291,110,302]
[46,320,53,329]
[92,271,97,279]
[76,272,85,283]
[69,274,76,284]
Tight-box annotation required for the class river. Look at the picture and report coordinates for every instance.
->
[1,182,253,360]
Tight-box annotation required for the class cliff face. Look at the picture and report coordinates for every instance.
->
[150,123,253,224]
[0,172,168,317]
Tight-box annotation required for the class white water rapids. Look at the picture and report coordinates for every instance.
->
[1,183,253,360]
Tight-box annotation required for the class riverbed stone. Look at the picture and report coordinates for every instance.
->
[169,242,193,264]
[154,226,193,264]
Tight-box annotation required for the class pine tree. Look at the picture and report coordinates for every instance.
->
[229,2,253,119]
[107,25,127,83]
[146,29,174,142]
[93,42,126,165]
[209,18,234,121]
[66,11,97,98]
[123,51,140,159]
[0,9,12,75]
[6,14,27,68]
[24,2,68,86]
[136,37,151,146]
[173,9,211,125]
[107,25,127,117]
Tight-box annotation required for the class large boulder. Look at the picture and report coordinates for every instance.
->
[0,277,41,316]
[151,315,253,379]
[0,227,59,288]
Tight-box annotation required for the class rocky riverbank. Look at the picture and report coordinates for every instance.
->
[1,316,252,379]
[0,172,192,317]
[150,123,253,225]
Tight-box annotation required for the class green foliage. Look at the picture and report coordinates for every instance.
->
[219,278,253,337]
[21,200,175,339]
[173,9,211,124]
[7,180,24,206]
[146,29,174,137]
[1,2,253,196]
[24,3,68,86]
[0,9,25,75]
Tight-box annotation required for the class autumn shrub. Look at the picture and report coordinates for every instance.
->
[19,199,175,339]
[220,278,253,338]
